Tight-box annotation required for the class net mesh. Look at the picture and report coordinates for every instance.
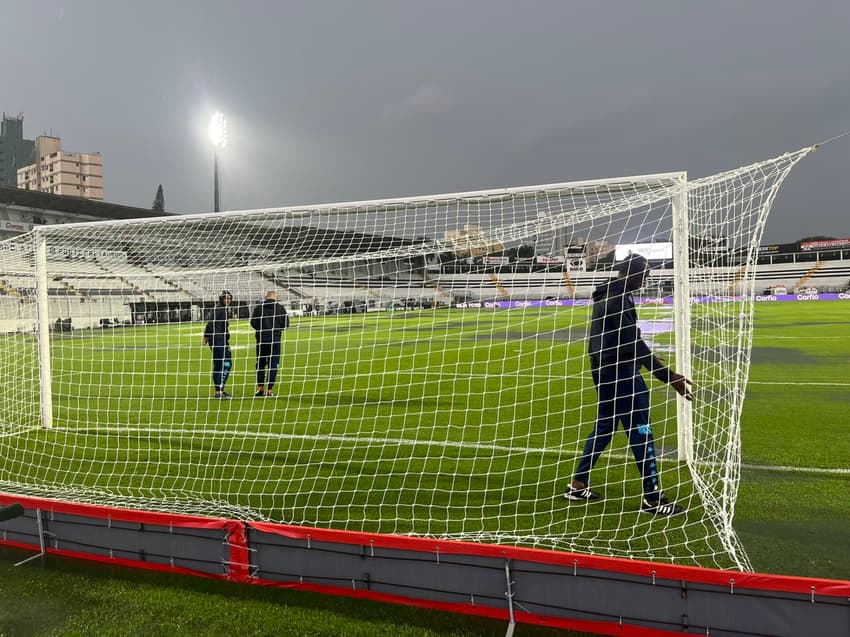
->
[0,147,813,569]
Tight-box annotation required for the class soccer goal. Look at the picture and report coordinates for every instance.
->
[0,146,814,570]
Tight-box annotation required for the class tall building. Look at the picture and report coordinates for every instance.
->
[17,135,103,201]
[0,113,35,188]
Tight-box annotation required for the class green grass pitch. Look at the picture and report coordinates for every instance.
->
[0,300,847,570]
[3,301,706,561]
[0,300,846,637]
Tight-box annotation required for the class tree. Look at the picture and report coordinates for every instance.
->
[152,184,165,212]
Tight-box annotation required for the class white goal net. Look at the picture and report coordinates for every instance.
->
[0,146,814,569]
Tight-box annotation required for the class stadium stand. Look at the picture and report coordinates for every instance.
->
[1,184,847,328]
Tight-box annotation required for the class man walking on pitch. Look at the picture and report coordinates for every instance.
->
[250,290,289,397]
[203,290,234,399]
[567,253,694,516]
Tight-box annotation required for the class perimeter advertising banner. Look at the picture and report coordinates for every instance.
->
[614,242,673,261]
[456,294,850,309]
[800,237,850,251]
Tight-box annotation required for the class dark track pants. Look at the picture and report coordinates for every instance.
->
[573,362,661,497]
[255,340,281,389]
[210,344,232,391]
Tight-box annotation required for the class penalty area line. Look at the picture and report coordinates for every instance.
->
[44,426,849,476]
[747,380,850,387]
[741,462,850,477]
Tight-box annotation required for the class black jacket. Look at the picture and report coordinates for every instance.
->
[250,299,289,343]
[587,278,670,382]
[203,305,230,346]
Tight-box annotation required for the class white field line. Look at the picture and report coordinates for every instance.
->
[752,335,847,340]
[748,380,850,387]
[739,463,850,476]
[148,365,847,388]
[31,425,850,477]
[56,364,837,388]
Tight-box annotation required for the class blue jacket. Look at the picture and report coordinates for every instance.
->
[203,305,230,346]
[250,299,289,343]
[587,278,670,382]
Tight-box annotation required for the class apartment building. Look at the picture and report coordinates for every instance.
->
[17,135,103,201]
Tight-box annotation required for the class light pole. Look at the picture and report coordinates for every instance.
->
[208,112,227,212]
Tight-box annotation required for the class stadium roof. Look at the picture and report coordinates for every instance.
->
[0,186,422,269]
[0,186,178,221]
[32,215,421,269]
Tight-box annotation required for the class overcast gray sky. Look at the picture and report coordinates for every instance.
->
[4,0,849,242]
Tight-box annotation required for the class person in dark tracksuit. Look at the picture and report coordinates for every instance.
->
[203,290,234,399]
[250,290,289,397]
[566,254,694,516]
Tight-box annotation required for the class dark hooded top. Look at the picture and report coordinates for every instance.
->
[203,304,230,346]
[587,277,671,383]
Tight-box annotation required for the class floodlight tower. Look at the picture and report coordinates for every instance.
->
[208,112,228,212]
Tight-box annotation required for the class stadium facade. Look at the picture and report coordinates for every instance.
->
[0,184,170,239]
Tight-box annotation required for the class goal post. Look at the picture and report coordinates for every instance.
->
[670,174,693,464]
[0,146,816,570]
[34,232,53,430]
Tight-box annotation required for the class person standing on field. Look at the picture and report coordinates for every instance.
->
[250,290,289,397]
[566,253,694,516]
[203,290,234,399]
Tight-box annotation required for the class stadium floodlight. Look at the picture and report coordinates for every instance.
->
[208,111,228,149]
[208,111,227,212]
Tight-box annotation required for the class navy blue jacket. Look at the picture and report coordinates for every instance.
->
[250,300,289,343]
[587,278,671,383]
[203,305,230,346]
